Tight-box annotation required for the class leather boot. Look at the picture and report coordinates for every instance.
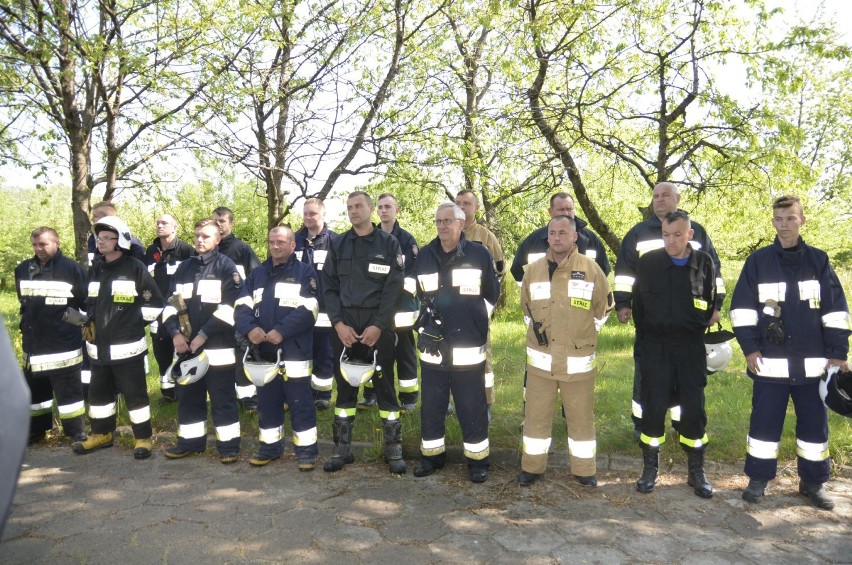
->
[72,432,114,455]
[323,417,355,472]
[799,480,835,510]
[685,447,713,498]
[383,420,407,474]
[742,478,768,503]
[636,444,659,493]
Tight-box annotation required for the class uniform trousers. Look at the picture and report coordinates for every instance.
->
[420,363,489,468]
[638,338,706,447]
[332,326,399,415]
[364,329,419,404]
[311,329,334,402]
[745,379,829,484]
[632,344,681,429]
[522,373,596,476]
[256,374,318,459]
[175,364,240,455]
[234,353,257,403]
[26,365,86,437]
[88,358,151,439]
[151,324,176,400]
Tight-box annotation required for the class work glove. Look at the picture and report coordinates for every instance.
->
[62,307,88,327]
[417,312,449,363]
[81,320,96,342]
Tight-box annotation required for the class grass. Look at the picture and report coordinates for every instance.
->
[4,278,851,469]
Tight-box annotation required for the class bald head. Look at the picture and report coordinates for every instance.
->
[652,182,681,220]
[156,214,179,242]
[268,225,296,265]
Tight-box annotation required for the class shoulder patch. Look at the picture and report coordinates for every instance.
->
[412,244,419,258]
[571,271,585,280]
[142,290,152,301]
[309,277,318,291]
[396,254,405,269]
[232,272,242,286]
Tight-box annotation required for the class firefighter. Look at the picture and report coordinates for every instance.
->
[615,182,724,439]
[518,215,612,487]
[72,217,163,459]
[162,218,244,463]
[15,227,88,444]
[412,203,500,483]
[294,198,338,410]
[358,193,420,412]
[731,195,850,511]
[212,206,261,412]
[632,211,716,498]
[455,190,503,410]
[235,226,320,470]
[322,191,406,474]
[146,214,194,402]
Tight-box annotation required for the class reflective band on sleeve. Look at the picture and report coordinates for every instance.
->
[613,275,635,293]
[403,277,417,296]
[463,438,490,460]
[679,434,708,449]
[452,345,486,366]
[379,410,399,421]
[260,426,283,444]
[758,282,786,304]
[89,402,117,419]
[730,308,758,327]
[484,372,494,388]
[527,347,551,372]
[86,341,98,360]
[294,427,318,446]
[632,400,643,419]
[669,405,681,422]
[19,280,74,298]
[420,350,443,365]
[567,438,596,459]
[566,354,595,374]
[282,360,312,379]
[594,314,608,333]
[639,433,665,447]
[303,297,319,318]
[316,313,331,328]
[235,265,246,279]
[29,349,83,373]
[312,374,333,391]
[755,357,789,379]
[716,277,726,294]
[81,370,91,385]
[206,348,236,366]
[141,306,162,322]
[175,283,194,298]
[747,436,779,459]
[179,421,207,439]
[109,337,148,361]
[150,320,159,334]
[394,310,419,329]
[216,421,240,442]
[796,439,829,462]
[88,281,101,297]
[161,305,178,321]
[804,357,828,378]
[585,250,597,259]
[234,295,254,309]
[823,311,851,330]
[128,405,151,424]
[522,436,552,455]
[58,400,86,418]
[418,272,439,292]
[236,384,256,399]
[213,304,235,326]
[484,300,495,318]
[636,239,664,256]
[421,437,446,456]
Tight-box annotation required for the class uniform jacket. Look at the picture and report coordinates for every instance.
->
[464,221,505,279]
[731,237,851,385]
[295,224,337,327]
[86,254,163,364]
[322,225,404,332]
[416,233,500,369]
[522,248,613,382]
[632,247,716,341]
[15,249,87,373]
[162,250,243,365]
[510,217,611,282]
[385,221,420,329]
[614,213,723,311]
[217,233,261,280]
[145,237,195,296]
[234,254,319,375]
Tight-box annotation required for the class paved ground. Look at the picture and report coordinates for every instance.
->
[2,436,851,564]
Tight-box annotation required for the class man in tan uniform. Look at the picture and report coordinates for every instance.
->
[455,190,503,408]
[518,215,612,487]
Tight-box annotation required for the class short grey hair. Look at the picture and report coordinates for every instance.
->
[436,202,465,221]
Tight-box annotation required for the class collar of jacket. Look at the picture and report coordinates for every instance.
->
[266,253,299,273]
[150,236,181,252]
[772,235,805,255]
[343,223,379,241]
[298,224,332,241]
[545,246,579,267]
[537,216,590,240]
[196,250,219,265]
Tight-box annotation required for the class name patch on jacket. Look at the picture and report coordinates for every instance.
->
[568,279,593,310]
[452,268,482,296]
[197,279,222,303]
[368,263,391,275]
[112,279,137,303]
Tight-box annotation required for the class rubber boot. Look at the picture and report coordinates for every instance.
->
[323,417,355,472]
[685,447,713,498]
[636,444,659,493]
[72,432,114,455]
[742,478,768,503]
[799,480,835,510]
[383,420,407,474]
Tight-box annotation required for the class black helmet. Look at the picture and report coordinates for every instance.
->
[340,342,377,387]
[820,366,852,418]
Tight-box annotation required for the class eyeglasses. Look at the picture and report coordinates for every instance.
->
[96,236,118,243]
[434,218,459,226]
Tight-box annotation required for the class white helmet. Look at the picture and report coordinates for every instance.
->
[243,348,281,387]
[705,325,735,374]
[167,350,210,385]
[92,216,132,251]
[820,366,852,418]
[339,345,377,387]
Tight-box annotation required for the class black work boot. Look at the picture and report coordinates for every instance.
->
[323,417,355,472]
[636,445,659,493]
[742,478,768,503]
[798,480,835,510]
[685,447,713,498]
[383,420,407,474]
